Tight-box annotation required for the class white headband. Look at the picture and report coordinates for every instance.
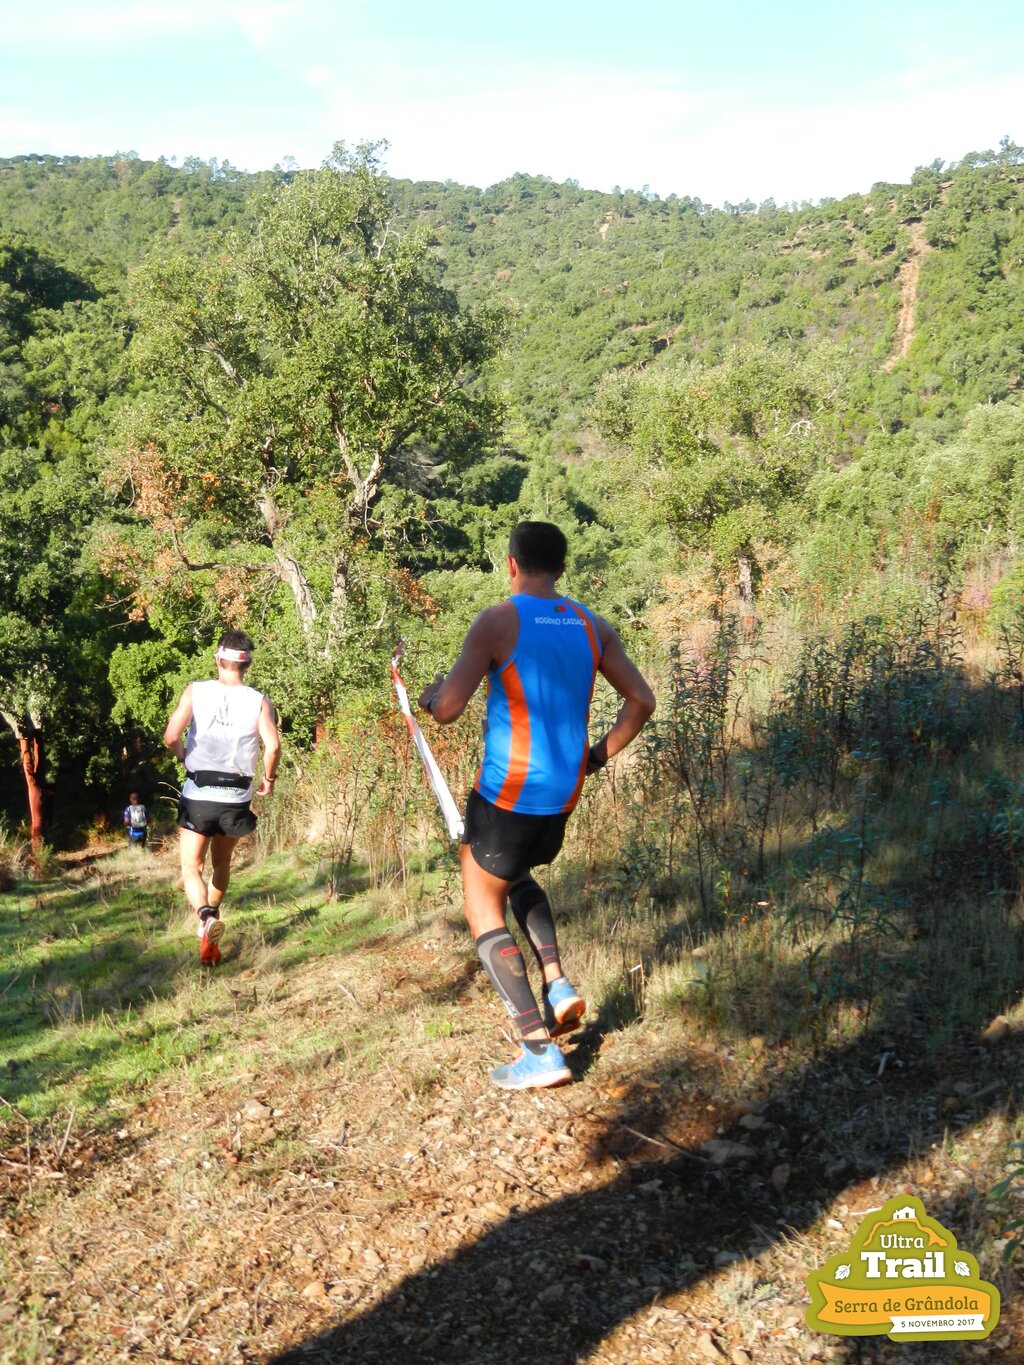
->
[216,647,251,663]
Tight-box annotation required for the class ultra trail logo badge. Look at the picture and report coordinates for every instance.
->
[805,1195,1000,1341]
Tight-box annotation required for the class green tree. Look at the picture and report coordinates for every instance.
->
[0,238,128,841]
[0,235,99,440]
[591,343,848,611]
[0,448,110,844]
[106,142,510,736]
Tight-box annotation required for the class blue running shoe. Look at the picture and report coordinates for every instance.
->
[543,976,586,1038]
[489,1042,572,1090]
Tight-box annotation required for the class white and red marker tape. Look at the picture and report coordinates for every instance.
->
[391,644,465,841]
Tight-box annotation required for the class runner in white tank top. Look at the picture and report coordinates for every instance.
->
[163,630,281,966]
[182,680,265,804]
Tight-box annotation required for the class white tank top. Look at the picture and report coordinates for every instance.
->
[182,680,264,804]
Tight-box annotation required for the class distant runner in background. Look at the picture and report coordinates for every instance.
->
[123,792,148,849]
[163,630,280,967]
[419,521,656,1090]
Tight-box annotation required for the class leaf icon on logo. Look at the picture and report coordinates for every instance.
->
[835,1264,851,1280]
[954,1260,971,1277]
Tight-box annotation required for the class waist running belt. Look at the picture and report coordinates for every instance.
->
[186,769,252,789]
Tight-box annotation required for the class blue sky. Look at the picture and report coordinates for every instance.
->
[1,0,1020,205]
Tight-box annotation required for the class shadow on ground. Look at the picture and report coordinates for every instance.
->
[267,820,1024,1365]
[267,1005,1020,1364]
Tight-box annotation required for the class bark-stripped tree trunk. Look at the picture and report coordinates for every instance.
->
[19,731,45,848]
[326,553,349,656]
[1,710,45,848]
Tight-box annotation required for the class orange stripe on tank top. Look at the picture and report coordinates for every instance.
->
[569,602,601,694]
[495,662,531,810]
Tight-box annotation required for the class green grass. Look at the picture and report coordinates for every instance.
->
[0,1321,49,1365]
[0,845,395,1125]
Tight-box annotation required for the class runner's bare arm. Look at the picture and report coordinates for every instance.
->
[162,685,194,763]
[254,696,281,796]
[418,604,510,724]
[587,621,656,771]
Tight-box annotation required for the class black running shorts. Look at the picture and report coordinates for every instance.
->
[461,788,570,882]
[177,797,257,838]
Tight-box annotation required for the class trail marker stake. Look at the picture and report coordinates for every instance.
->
[391,643,465,841]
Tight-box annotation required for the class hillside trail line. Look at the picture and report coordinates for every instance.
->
[882,219,933,372]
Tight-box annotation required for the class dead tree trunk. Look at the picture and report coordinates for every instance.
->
[274,549,318,630]
[737,553,757,636]
[259,490,318,633]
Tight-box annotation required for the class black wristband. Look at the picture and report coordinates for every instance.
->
[589,744,608,770]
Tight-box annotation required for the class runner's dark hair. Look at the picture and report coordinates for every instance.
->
[217,628,255,655]
[216,629,254,673]
[508,522,567,575]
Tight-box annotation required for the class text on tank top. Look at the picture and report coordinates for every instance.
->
[474,595,602,815]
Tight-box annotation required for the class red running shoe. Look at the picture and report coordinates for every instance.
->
[198,912,223,966]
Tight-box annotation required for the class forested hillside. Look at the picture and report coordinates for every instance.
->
[2,138,1024,839]
[6,140,1024,1364]
[390,149,1024,443]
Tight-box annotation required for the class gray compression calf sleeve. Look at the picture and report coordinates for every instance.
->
[509,878,561,971]
[475,928,544,1036]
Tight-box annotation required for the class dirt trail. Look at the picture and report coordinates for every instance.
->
[2,910,1022,1364]
[882,220,932,372]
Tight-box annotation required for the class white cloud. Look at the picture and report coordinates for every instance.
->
[228,1,312,52]
[0,105,309,173]
[0,112,99,153]
[298,64,1021,204]
[673,74,1023,204]
[304,65,712,188]
[1,11,1018,205]
[1,0,333,49]
[232,34,1010,202]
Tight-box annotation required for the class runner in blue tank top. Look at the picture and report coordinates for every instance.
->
[419,522,655,1091]
[474,593,603,815]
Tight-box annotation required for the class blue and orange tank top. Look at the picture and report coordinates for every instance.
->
[475,594,603,815]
